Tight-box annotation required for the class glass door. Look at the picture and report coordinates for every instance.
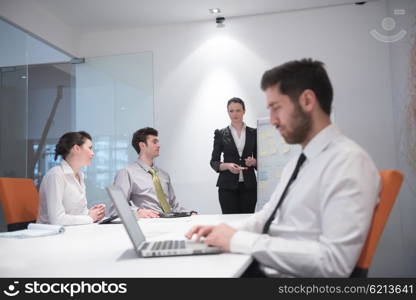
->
[74,52,154,209]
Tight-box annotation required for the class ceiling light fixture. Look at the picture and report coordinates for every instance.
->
[209,7,225,28]
[209,8,221,14]
[216,16,226,28]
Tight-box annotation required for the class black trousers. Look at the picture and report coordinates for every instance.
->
[218,183,257,214]
[241,260,266,277]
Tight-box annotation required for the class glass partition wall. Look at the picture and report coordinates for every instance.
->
[75,53,154,207]
[0,20,29,180]
[0,19,154,228]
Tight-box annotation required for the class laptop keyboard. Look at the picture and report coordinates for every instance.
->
[150,240,186,251]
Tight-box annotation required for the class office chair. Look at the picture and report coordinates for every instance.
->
[0,177,40,231]
[350,170,404,277]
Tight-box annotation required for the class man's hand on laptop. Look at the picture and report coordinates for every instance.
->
[185,223,236,252]
[137,209,160,218]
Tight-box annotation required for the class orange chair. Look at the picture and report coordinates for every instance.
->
[0,177,40,231]
[351,170,404,277]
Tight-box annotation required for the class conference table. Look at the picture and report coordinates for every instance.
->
[0,214,252,277]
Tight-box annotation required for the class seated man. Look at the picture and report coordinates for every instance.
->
[186,59,380,277]
[111,127,195,218]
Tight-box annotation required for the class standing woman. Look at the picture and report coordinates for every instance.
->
[210,97,257,214]
[37,131,105,225]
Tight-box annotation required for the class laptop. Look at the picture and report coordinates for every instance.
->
[106,185,222,257]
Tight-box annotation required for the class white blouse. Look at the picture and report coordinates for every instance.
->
[37,160,93,225]
[229,123,246,182]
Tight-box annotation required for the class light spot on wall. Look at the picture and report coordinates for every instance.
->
[158,32,267,178]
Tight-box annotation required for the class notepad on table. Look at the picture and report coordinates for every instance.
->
[0,223,65,239]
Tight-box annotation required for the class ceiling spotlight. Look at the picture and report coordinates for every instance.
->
[209,8,221,14]
[216,16,225,28]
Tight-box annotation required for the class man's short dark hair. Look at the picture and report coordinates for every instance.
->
[261,58,333,115]
[131,127,158,154]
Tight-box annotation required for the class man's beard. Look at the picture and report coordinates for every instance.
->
[281,103,312,145]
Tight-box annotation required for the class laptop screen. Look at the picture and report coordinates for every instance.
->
[106,185,146,249]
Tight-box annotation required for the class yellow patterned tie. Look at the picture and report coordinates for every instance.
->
[148,168,171,213]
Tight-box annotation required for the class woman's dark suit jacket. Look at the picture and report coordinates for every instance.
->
[210,126,257,190]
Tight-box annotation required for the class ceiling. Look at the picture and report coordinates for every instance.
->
[33,0,368,32]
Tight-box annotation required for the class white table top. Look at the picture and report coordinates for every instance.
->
[0,214,252,277]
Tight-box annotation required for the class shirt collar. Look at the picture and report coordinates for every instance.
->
[229,123,246,132]
[137,158,158,172]
[60,159,84,179]
[303,124,341,161]
[61,159,74,174]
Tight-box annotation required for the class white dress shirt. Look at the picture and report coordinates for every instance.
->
[229,123,246,182]
[229,124,380,277]
[37,160,93,225]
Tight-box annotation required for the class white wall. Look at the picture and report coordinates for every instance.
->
[384,0,416,277]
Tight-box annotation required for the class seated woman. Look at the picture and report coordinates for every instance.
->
[37,131,105,225]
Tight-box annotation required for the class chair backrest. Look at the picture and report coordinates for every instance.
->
[0,177,40,228]
[352,170,404,277]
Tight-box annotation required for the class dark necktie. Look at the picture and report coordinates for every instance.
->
[262,153,307,234]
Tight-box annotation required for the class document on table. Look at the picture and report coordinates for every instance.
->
[0,223,65,239]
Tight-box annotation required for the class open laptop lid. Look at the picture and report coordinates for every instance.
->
[106,185,146,250]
